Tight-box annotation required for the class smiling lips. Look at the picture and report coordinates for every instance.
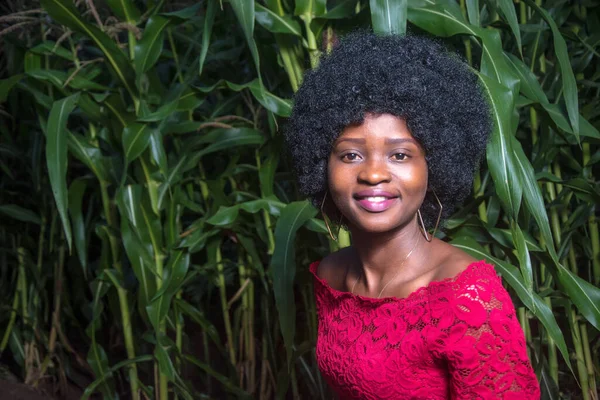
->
[354,190,398,212]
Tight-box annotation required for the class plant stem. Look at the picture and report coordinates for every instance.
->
[569,308,590,400]
[100,182,140,400]
[217,243,236,366]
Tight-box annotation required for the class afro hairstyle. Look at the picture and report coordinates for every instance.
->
[284,32,492,228]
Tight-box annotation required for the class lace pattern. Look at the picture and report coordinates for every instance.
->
[310,260,540,399]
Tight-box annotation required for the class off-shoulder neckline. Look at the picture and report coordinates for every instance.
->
[309,259,495,304]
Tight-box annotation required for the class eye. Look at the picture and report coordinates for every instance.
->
[392,153,408,161]
[342,153,361,162]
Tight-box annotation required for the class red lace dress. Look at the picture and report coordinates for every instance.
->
[310,260,540,399]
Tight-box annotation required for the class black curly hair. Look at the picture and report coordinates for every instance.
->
[285,32,492,228]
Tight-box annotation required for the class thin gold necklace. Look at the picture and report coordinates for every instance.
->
[350,235,421,298]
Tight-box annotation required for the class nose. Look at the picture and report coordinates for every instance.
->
[357,157,391,185]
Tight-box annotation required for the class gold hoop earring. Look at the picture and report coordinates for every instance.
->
[417,191,443,242]
[320,191,343,242]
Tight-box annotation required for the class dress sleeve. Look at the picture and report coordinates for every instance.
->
[429,265,540,399]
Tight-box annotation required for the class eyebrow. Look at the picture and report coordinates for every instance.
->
[334,137,419,145]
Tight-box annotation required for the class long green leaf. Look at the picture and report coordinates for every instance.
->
[122,122,152,164]
[522,0,579,140]
[479,74,522,218]
[495,0,522,52]
[0,204,41,225]
[68,179,88,273]
[46,93,80,251]
[255,3,302,36]
[40,0,138,99]
[370,0,407,35]
[134,15,170,75]
[270,200,317,367]
[199,0,217,76]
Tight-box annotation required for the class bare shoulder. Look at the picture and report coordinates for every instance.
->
[430,240,479,281]
[316,247,356,291]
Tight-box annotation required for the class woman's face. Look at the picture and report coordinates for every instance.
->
[327,113,428,234]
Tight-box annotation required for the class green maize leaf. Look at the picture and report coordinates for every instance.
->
[183,355,252,399]
[68,179,88,272]
[157,155,188,210]
[86,280,116,399]
[161,3,201,20]
[255,3,302,36]
[304,218,328,233]
[542,103,600,139]
[104,94,135,127]
[135,15,170,75]
[40,0,138,99]
[199,0,217,77]
[495,0,522,52]
[407,1,518,94]
[0,75,23,102]
[175,88,204,111]
[465,0,479,26]
[46,93,80,252]
[122,122,153,164]
[138,84,186,122]
[270,200,318,367]
[556,267,600,331]
[17,81,52,109]
[225,79,291,116]
[509,136,558,259]
[67,133,110,182]
[0,204,41,225]
[259,149,279,198]
[484,225,543,252]
[119,185,163,255]
[24,51,42,72]
[511,222,534,302]
[30,40,74,61]
[207,197,285,226]
[147,251,189,333]
[28,67,110,92]
[179,227,220,253]
[230,0,262,88]
[451,237,573,375]
[106,0,141,22]
[26,69,66,88]
[175,298,223,352]
[294,0,327,16]
[183,128,267,173]
[237,233,268,290]
[318,0,360,19]
[85,343,117,400]
[504,53,548,103]
[82,355,153,400]
[149,129,168,175]
[118,208,157,315]
[480,74,522,218]
[561,178,600,204]
[522,0,579,141]
[78,93,107,122]
[369,0,407,35]
[154,335,176,380]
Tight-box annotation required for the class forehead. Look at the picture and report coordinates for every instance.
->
[335,113,416,143]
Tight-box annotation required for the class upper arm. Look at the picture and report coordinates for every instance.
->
[441,271,540,399]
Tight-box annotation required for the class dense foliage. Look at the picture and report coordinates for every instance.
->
[0,0,598,399]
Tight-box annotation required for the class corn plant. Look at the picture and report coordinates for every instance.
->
[0,0,598,399]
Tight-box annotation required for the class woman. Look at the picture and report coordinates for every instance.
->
[285,33,540,399]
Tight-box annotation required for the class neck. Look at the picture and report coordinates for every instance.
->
[349,217,425,278]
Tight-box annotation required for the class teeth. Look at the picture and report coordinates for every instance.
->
[365,196,387,202]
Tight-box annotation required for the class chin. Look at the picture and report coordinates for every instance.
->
[348,213,412,235]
